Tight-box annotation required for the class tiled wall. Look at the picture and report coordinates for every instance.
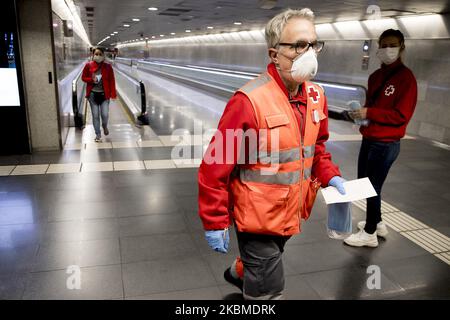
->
[400,40,450,143]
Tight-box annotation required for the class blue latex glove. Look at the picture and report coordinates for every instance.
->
[328,176,346,195]
[205,228,229,253]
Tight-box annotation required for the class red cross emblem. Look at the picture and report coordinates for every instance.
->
[385,85,395,96]
[307,86,320,104]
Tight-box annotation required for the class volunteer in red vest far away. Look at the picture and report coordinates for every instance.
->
[82,46,117,142]
[198,8,348,300]
[345,29,418,248]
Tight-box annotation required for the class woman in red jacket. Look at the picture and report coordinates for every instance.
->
[82,47,117,142]
[346,29,418,247]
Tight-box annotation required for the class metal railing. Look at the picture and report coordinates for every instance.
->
[314,81,367,114]
[116,57,250,96]
[71,67,86,129]
[115,57,367,117]
[113,66,149,125]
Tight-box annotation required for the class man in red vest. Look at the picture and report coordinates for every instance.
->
[198,8,346,299]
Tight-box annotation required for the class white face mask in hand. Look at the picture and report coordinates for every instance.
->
[290,48,318,83]
[376,47,400,65]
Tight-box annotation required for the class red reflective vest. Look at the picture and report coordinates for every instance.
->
[230,72,325,236]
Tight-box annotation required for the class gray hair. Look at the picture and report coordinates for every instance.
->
[265,8,315,49]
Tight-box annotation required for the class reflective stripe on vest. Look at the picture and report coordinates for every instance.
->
[257,147,300,164]
[240,73,272,95]
[303,145,315,159]
[304,167,312,180]
[240,169,300,185]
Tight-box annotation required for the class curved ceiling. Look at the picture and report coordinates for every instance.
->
[71,0,450,46]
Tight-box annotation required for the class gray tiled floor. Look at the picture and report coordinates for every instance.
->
[378,255,450,292]
[301,266,405,300]
[119,233,199,264]
[0,162,448,300]
[0,75,449,300]
[32,239,121,272]
[22,264,123,300]
[122,256,217,297]
[0,273,29,299]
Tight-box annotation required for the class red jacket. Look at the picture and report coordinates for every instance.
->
[82,61,117,99]
[361,59,417,142]
[198,63,341,231]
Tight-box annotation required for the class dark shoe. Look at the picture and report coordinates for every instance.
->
[103,127,109,136]
[224,267,243,292]
[94,136,102,143]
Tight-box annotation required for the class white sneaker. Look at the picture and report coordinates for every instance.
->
[344,229,378,247]
[357,221,388,238]
[327,229,350,240]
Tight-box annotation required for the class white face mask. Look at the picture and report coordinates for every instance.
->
[376,47,400,65]
[288,48,318,83]
[93,55,104,63]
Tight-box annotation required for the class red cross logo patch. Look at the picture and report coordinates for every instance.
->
[385,85,395,96]
[307,86,320,104]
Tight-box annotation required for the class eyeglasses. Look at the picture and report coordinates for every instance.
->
[277,40,325,54]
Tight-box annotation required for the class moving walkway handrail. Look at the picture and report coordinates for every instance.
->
[113,66,149,125]
[115,57,367,115]
[116,58,243,96]
[72,67,86,129]
[116,57,367,93]
[314,80,367,95]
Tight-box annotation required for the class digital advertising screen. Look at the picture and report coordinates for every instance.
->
[0,31,21,106]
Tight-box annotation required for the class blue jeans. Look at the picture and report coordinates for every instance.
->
[357,138,400,234]
[88,92,110,137]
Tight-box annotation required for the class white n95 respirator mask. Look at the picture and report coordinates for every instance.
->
[93,55,104,63]
[290,48,318,83]
[376,47,400,65]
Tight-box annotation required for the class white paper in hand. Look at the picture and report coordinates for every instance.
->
[321,177,377,204]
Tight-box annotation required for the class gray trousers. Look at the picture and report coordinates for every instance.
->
[236,231,290,300]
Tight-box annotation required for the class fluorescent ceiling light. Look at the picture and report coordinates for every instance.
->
[148,7,158,11]
[118,13,446,50]
[132,18,140,22]
[113,31,118,34]
[170,32,176,35]
[234,22,242,25]
[123,24,130,27]
[207,26,214,29]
